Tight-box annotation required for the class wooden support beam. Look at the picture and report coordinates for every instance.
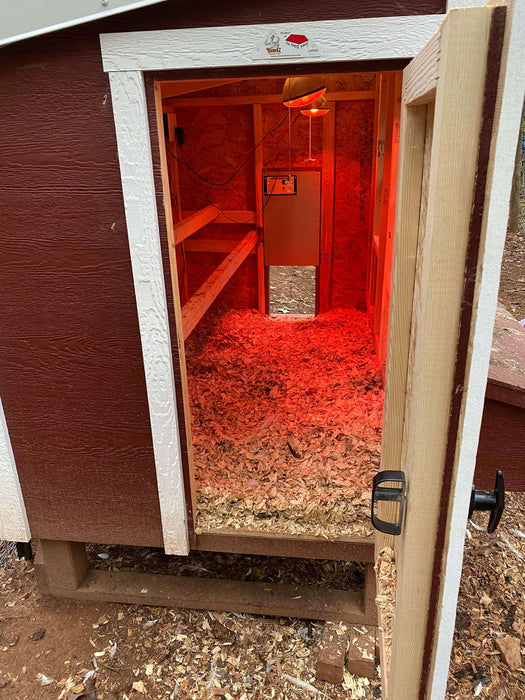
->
[41,564,370,624]
[168,90,376,108]
[173,205,218,245]
[160,78,241,100]
[319,103,336,313]
[182,209,256,224]
[184,239,257,254]
[182,230,258,340]
[195,529,375,562]
[253,103,266,314]
[403,28,441,106]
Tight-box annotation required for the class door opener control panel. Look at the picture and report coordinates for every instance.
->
[264,174,297,196]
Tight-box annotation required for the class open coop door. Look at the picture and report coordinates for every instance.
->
[375,1,523,698]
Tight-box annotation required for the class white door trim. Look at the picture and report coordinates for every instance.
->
[108,69,189,555]
[100,13,443,557]
[0,398,30,542]
[100,15,443,72]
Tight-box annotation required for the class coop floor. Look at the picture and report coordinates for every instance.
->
[185,308,384,539]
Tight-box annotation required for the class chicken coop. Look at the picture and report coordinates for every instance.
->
[0,1,523,698]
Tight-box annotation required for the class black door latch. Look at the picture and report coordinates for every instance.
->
[371,470,406,535]
[469,469,505,533]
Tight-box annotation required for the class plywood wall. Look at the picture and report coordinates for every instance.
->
[331,100,375,309]
[174,105,258,310]
[169,82,375,316]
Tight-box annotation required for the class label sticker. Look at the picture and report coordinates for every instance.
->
[252,31,321,61]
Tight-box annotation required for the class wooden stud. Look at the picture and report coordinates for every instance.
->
[182,230,258,340]
[153,82,197,521]
[184,239,257,254]
[173,205,218,245]
[347,626,377,679]
[378,72,402,362]
[319,103,336,313]
[253,104,266,314]
[375,102,430,558]
[316,622,349,684]
[182,209,256,224]
[368,75,389,341]
[166,112,189,304]
[365,86,382,312]
[168,90,376,108]
[373,73,400,347]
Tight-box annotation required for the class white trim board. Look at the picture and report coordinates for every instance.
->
[108,70,188,555]
[429,1,525,697]
[0,398,30,542]
[100,15,444,72]
[99,13,443,557]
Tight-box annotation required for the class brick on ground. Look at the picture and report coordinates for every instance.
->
[347,625,377,679]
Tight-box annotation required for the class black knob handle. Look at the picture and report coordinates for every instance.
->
[469,470,505,533]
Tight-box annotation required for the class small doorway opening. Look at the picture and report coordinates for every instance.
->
[269,266,316,315]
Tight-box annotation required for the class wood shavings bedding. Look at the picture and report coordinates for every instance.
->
[186,308,384,539]
[375,547,396,679]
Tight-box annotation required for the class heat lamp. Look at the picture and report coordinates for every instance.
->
[282,77,326,108]
[300,96,329,117]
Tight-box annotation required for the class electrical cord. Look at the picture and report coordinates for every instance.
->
[178,149,279,225]
[166,110,300,225]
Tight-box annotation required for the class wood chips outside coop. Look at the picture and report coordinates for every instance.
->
[186,308,384,539]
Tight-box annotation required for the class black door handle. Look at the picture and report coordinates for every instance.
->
[371,470,406,535]
[469,470,505,533]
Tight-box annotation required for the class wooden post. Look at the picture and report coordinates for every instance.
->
[363,562,378,624]
[166,112,189,305]
[373,73,401,347]
[38,540,89,594]
[253,104,266,314]
[319,103,336,313]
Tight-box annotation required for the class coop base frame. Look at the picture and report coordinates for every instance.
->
[35,539,377,624]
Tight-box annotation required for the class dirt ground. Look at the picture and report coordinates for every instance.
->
[1,195,524,698]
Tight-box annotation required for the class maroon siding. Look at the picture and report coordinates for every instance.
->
[0,47,165,546]
[0,0,444,547]
[476,399,525,493]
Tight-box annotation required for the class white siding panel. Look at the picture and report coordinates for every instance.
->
[0,398,30,542]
